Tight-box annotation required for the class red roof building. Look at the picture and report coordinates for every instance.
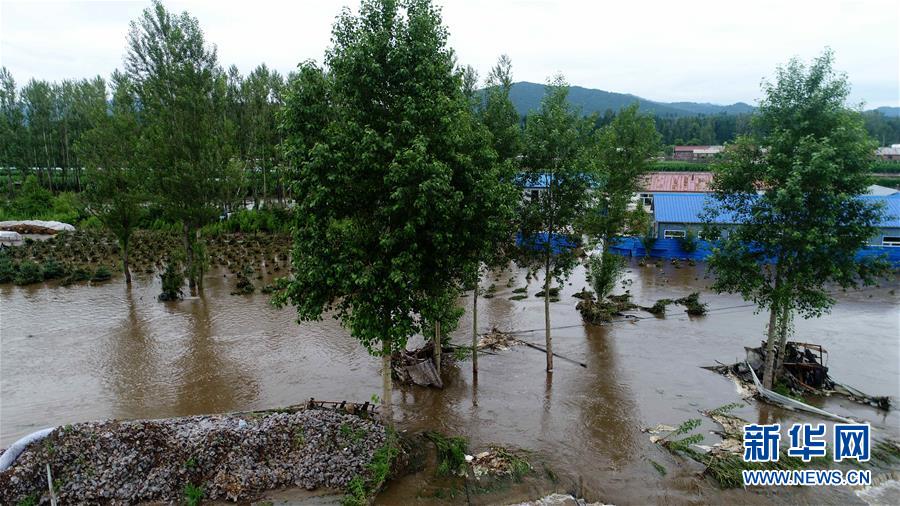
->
[641,171,714,193]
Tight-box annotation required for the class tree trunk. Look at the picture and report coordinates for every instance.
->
[761,269,783,389]
[472,275,478,378]
[381,338,393,423]
[773,304,792,379]
[122,236,132,285]
[762,299,780,389]
[544,251,553,373]
[183,223,196,295]
[434,320,442,379]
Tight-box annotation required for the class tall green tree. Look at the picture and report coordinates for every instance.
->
[518,76,595,373]
[0,68,25,196]
[21,79,56,191]
[469,54,522,376]
[704,50,889,389]
[278,0,513,414]
[583,103,659,303]
[124,0,232,293]
[78,72,144,285]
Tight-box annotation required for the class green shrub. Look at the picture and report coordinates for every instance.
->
[78,215,104,230]
[159,261,184,301]
[677,230,699,253]
[425,431,468,477]
[641,228,658,256]
[91,266,112,282]
[14,260,43,285]
[588,252,623,301]
[42,258,67,280]
[0,256,16,283]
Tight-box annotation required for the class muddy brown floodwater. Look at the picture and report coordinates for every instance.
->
[1,259,898,504]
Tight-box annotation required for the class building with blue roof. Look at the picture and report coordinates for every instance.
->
[609,192,900,263]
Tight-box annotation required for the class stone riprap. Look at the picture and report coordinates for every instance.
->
[0,409,385,504]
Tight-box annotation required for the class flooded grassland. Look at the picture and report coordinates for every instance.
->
[1,258,898,504]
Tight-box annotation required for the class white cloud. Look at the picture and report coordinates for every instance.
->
[1,0,897,107]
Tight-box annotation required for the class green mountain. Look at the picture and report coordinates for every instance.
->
[505,81,755,117]
[875,106,900,118]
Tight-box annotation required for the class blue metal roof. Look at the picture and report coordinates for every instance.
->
[652,193,736,224]
[653,192,900,228]
[861,194,900,228]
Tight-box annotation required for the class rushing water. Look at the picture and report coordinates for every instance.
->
[1,260,898,504]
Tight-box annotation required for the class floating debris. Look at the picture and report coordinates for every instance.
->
[705,341,892,411]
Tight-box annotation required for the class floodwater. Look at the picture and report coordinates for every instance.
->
[1,260,898,504]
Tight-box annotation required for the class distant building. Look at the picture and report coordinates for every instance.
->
[608,192,900,264]
[636,171,714,209]
[876,145,900,162]
[672,145,724,161]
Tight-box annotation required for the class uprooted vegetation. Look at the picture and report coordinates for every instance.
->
[648,403,900,488]
[418,431,539,500]
[577,290,709,325]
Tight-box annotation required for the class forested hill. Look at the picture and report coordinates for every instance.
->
[505,81,755,117]
[502,81,900,145]
[506,81,895,119]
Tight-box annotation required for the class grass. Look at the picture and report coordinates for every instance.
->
[341,428,401,506]
[339,423,367,444]
[183,483,204,506]
[511,287,528,294]
[15,493,39,506]
[509,295,527,301]
[424,431,469,477]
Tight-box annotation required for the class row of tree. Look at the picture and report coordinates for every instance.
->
[3,0,888,410]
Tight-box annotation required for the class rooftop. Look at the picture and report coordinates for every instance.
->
[642,171,714,193]
[652,192,900,228]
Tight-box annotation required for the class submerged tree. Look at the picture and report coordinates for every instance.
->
[277,0,512,416]
[467,54,522,377]
[78,72,144,284]
[518,76,595,373]
[705,50,890,389]
[124,0,231,293]
[582,103,659,302]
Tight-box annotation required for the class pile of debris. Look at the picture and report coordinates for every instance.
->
[705,341,891,411]
[0,220,75,235]
[391,341,456,388]
[468,446,532,481]
[477,327,521,351]
[0,407,385,504]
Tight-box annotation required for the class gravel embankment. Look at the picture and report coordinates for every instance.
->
[0,409,385,504]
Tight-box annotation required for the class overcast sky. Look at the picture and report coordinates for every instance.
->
[1,0,898,108]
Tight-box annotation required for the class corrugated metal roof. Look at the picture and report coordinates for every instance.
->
[861,194,900,228]
[654,193,900,228]
[652,193,733,224]
[642,172,714,192]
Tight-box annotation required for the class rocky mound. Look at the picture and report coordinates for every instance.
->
[0,409,385,504]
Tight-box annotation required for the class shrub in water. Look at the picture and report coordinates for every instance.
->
[91,266,112,282]
[14,260,44,285]
[678,230,699,254]
[159,262,184,301]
